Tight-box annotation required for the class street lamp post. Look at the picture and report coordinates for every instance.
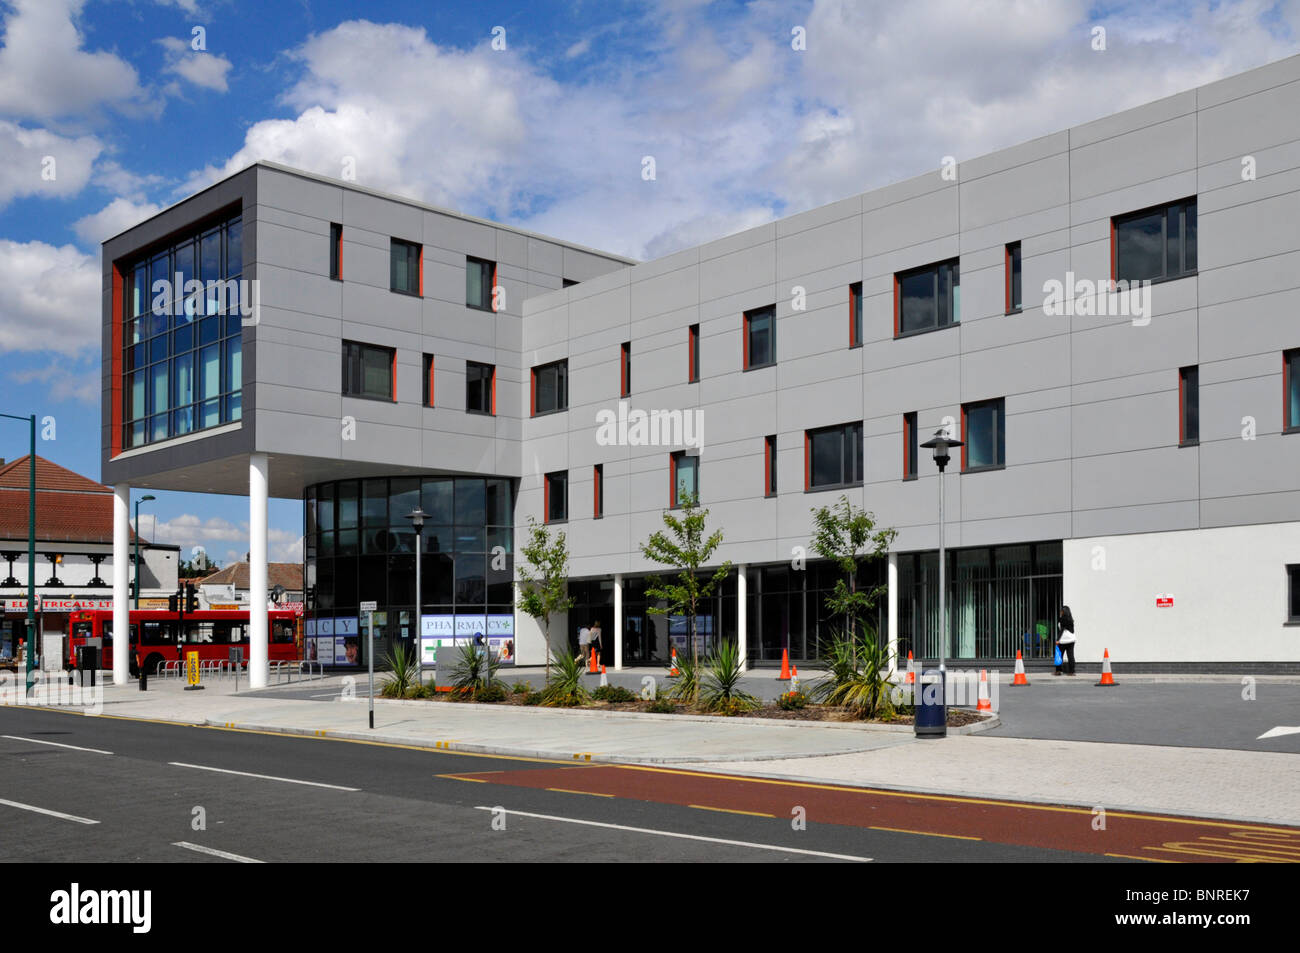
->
[1,413,35,696]
[405,507,427,684]
[133,495,155,609]
[919,429,963,673]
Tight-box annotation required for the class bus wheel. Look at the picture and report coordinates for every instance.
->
[144,654,165,676]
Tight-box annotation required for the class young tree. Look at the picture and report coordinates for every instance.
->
[640,490,732,703]
[515,516,575,680]
[809,495,897,645]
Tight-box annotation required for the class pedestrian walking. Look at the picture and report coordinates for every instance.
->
[1056,605,1076,676]
[577,624,591,664]
[589,620,603,666]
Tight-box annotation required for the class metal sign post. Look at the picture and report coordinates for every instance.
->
[230,646,243,692]
[361,601,377,729]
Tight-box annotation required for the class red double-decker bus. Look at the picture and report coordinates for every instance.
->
[66,609,299,676]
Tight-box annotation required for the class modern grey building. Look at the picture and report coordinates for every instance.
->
[101,55,1300,684]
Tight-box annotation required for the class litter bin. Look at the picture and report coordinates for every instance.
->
[914,668,946,738]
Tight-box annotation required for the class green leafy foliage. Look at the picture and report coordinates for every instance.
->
[648,695,678,713]
[522,691,544,706]
[640,490,731,705]
[449,640,505,698]
[810,626,896,720]
[515,516,576,680]
[382,642,420,698]
[778,690,809,710]
[663,649,702,703]
[511,681,532,695]
[540,648,590,707]
[809,495,897,646]
[698,639,760,715]
[472,684,507,703]
[591,684,637,703]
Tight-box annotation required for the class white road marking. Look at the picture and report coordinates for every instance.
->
[168,762,360,791]
[1258,725,1300,740]
[0,798,98,825]
[473,806,872,862]
[173,841,264,863]
[2,735,112,755]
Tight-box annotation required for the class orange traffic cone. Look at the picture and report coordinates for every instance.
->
[791,665,800,694]
[1011,650,1029,686]
[668,648,680,678]
[779,648,791,680]
[588,648,599,674]
[1096,648,1117,686]
[977,669,993,711]
[905,651,915,685]
[599,664,608,688]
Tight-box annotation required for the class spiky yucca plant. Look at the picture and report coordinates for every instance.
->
[698,640,760,715]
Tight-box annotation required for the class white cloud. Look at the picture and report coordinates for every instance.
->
[0,0,151,120]
[158,35,232,92]
[73,196,164,245]
[0,239,99,357]
[8,358,98,403]
[0,120,100,205]
[140,513,303,566]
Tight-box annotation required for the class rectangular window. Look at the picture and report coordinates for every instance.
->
[422,354,434,407]
[1180,365,1199,446]
[531,359,568,415]
[1114,198,1197,284]
[330,223,342,280]
[849,282,863,347]
[620,341,631,397]
[743,305,775,369]
[593,464,604,519]
[903,411,918,480]
[466,256,495,311]
[466,361,495,415]
[670,451,699,507]
[1288,565,1300,623]
[1284,348,1300,433]
[764,435,777,497]
[962,398,1006,471]
[688,324,700,382]
[390,239,421,296]
[544,470,568,523]
[342,341,395,401]
[805,422,863,490]
[896,258,960,336]
[1005,242,1021,313]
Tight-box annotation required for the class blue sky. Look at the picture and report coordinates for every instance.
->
[0,0,1297,566]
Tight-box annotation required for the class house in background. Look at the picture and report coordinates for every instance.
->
[195,561,304,613]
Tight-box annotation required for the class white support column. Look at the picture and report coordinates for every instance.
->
[613,574,624,671]
[737,565,748,672]
[887,552,899,676]
[249,453,269,688]
[112,485,130,686]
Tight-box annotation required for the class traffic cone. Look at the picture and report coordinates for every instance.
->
[1096,648,1117,686]
[905,651,915,685]
[668,648,680,678]
[1011,651,1029,686]
[588,649,599,674]
[791,665,800,694]
[779,648,791,680]
[599,665,608,688]
[977,669,993,711]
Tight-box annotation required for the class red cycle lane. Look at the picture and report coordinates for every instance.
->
[441,762,1300,862]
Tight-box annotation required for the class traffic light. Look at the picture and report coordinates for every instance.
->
[185,583,198,613]
[167,593,178,612]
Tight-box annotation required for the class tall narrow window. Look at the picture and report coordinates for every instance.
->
[593,464,604,518]
[1114,198,1197,283]
[544,471,568,523]
[903,412,918,480]
[805,422,863,490]
[962,398,1006,471]
[422,354,434,407]
[764,435,777,497]
[849,282,863,347]
[1284,348,1299,433]
[743,305,775,369]
[895,258,960,336]
[390,239,421,295]
[341,341,395,401]
[330,223,342,280]
[466,361,495,415]
[620,341,631,397]
[688,323,700,382]
[531,359,568,416]
[1180,365,1199,445]
[670,451,699,507]
[466,256,495,311]
[1005,242,1021,313]
[1288,564,1300,623]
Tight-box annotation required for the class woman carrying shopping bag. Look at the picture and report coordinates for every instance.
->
[1056,605,1076,676]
